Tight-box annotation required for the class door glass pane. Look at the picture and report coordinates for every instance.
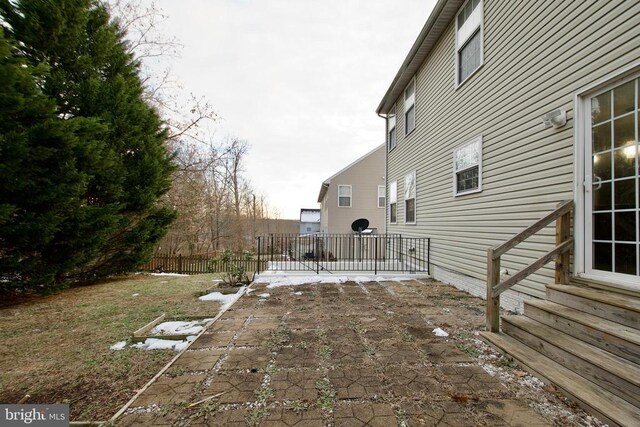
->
[614,81,635,116]
[593,243,612,272]
[591,77,638,277]
[592,92,611,124]
[615,211,636,242]
[615,243,636,275]
[592,122,611,152]
[593,213,612,241]
[613,114,635,148]
[614,179,635,209]
[593,152,611,180]
[614,148,635,178]
[593,181,611,211]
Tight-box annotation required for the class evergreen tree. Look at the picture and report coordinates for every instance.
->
[0,0,176,289]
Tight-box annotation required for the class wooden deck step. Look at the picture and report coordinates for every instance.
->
[547,284,640,328]
[525,299,640,364]
[501,315,640,408]
[480,331,640,427]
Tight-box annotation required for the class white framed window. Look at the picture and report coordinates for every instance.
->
[389,181,397,223]
[377,185,386,208]
[404,78,416,135]
[337,185,352,207]
[404,171,416,224]
[456,0,483,85]
[388,111,397,151]
[453,136,482,195]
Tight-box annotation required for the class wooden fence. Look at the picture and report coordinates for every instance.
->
[140,254,267,275]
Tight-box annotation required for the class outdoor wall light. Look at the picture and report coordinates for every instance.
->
[541,109,567,129]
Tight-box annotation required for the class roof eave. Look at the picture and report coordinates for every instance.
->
[376,0,463,115]
[317,182,329,203]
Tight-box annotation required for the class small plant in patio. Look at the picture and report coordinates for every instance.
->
[255,386,275,403]
[190,401,219,421]
[295,340,310,350]
[347,319,364,334]
[315,378,336,411]
[247,407,269,426]
[286,400,308,414]
[318,345,333,358]
[159,402,187,418]
[364,343,377,356]
[456,343,480,358]
[268,324,291,350]
[400,329,416,342]
[496,356,518,370]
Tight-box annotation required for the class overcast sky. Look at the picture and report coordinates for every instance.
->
[154,0,437,219]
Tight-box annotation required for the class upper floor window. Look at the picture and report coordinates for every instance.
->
[338,185,352,207]
[377,185,386,208]
[454,136,482,195]
[405,171,416,224]
[456,0,483,85]
[405,79,416,135]
[388,111,397,151]
[389,181,397,223]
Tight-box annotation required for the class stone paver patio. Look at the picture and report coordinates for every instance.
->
[114,279,552,426]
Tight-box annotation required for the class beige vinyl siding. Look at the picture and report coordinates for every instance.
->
[386,0,640,298]
[322,145,386,234]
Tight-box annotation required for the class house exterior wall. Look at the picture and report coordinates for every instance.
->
[300,209,321,234]
[320,145,386,234]
[384,0,640,301]
[300,221,321,234]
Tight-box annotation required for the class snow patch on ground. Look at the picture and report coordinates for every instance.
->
[293,291,303,295]
[254,275,417,288]
[432,327,449,337]
[110,341,127,350]
[151,320,211,336]
[198,286,246,311]
[132,336,197,351]
[132,293,140,297]
[257,293,270,298]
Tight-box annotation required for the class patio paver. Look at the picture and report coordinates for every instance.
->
[114,279,556,426]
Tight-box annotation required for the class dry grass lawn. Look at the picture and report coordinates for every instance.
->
[0,273,226,421]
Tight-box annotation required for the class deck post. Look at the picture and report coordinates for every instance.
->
[555,211,571,284]
[486,248,500,332]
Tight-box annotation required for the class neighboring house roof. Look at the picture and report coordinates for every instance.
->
[376,0,465,115]
[317,144,385,203]
[300,209,321,223]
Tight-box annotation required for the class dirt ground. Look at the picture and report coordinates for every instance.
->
[115,278,604,427]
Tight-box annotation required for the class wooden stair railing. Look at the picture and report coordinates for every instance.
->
[486,200,574,332]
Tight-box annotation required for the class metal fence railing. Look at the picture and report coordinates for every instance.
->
[256,234,429,274]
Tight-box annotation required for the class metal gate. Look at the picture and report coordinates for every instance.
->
[256,234,429,274]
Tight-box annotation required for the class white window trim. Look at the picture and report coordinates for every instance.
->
[453,135,483,196]
[404,171,417,224]
[404,78,416,135]
[389,181,398,224]
[377,185,386,208]
[337,184,352,208]
[388,110,397,151]
[455,0,484,88]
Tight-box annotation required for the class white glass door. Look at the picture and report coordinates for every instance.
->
[586,77,639,284]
